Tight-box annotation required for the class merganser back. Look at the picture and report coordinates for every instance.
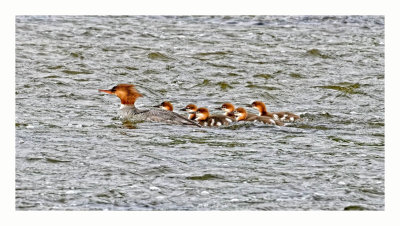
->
[180,104,198,120]
[251,101,300,122]
[154,101,174,111]
[99,84,201,127]
[234,107,284,126]
[195,107,233,127]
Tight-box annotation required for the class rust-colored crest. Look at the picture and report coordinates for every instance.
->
[185,104,198,111]
[161,101,173,111]
[113,84,143,105]
[196,107,209,120]
[99,84,143,105]
[221,102,235,112]
[235,107,247,121]
[252,101,267,115]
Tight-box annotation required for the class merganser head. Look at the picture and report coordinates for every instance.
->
[195,107,209,121]
[218,102,235,114]
[154,101,173,111]
[180,104,198,113]
[251,101,267,116]
[99,84,143,105]
[234,107,247,121]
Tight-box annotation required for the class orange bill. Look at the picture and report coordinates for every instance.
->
[98,89,113,94]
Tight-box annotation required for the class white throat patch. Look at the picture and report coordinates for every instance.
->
[120,104,134,109]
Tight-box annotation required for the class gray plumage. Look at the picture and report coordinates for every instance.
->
[119,105,201,127]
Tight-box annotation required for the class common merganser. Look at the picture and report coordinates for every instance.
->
[153,101,174,111]
[216,102,255,120]
[195,107,233,127]
[234,107,284,126]
[180,104,198,120]
[251,101,300,122]
[99,84,201,127]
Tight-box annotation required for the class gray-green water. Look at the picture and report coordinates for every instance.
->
[15,16,384,210]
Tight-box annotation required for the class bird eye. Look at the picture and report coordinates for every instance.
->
[111,86,117,92]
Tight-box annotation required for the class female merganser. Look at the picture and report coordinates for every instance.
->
[251,101,300,122]
[99,84,201,127]
[234,107,284,126]
[216,102,255,120]
[195,107,233,127]
[180,104,198,120]
[153,101,174,111]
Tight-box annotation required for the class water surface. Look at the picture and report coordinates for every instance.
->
[15,15,384,210]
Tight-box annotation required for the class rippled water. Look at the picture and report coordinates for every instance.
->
[15,15,384,210]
